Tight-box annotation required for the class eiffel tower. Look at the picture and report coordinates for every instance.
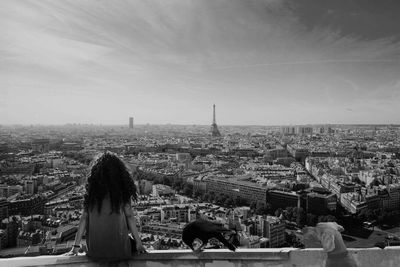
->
[210,104,221,137]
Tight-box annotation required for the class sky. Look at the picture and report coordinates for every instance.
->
[1,0,400,125]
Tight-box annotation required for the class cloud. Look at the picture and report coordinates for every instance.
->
[1,0,400,124]
[213,59,398,70]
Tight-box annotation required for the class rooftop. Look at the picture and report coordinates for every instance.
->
[3,247,400,267]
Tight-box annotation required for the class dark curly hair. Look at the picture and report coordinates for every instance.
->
[84,151,137,213]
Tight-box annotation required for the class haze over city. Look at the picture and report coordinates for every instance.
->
[1,0,400,125]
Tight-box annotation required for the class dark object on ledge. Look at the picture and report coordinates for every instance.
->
[182,219,236,253]
[374,241,386,249]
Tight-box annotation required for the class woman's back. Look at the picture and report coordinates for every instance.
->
[67,152,146,258]
[86,197,132,260]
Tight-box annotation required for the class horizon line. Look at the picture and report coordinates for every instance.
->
[1,123,400,127]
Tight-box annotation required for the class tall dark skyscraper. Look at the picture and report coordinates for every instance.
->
[210,104,221,137]
[129,117,134,129]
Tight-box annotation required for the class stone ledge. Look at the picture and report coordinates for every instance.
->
[1,249,291,267]
[2,247,400,267]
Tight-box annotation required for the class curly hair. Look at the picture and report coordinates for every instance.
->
[84,151,137,213]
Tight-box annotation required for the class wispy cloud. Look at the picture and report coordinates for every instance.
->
[213,59,398,70]
[1,0,400,125]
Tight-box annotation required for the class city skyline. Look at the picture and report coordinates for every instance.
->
[1,0,400,125]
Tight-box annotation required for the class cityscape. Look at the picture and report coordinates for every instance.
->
[1,106,400,256]
[2,0,400,265]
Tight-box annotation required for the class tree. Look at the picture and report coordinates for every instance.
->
[283,207,295,221]
[285,206,294,214]
[210,193,217,203]
[255,201,271,215]
[203,193,211,202]
[163,176,173,186]
[183,183,193,196]
[173,179,183,191]
[224,197,235,207]
[275,208,283,218]
[193,191,201,199]
[32,164,41,174]
[209,194,216,203]
[155,176,162,184]
[317,215,326,223]
[292,183,308,191]
[232,196,248,207]
[216,194,228,206]
[234,196,244,207]
[307,213,318,226]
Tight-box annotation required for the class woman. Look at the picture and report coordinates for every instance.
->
[66,152,146,259]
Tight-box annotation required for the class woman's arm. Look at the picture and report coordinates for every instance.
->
[65,210,88,255]
[123,203,147,253]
